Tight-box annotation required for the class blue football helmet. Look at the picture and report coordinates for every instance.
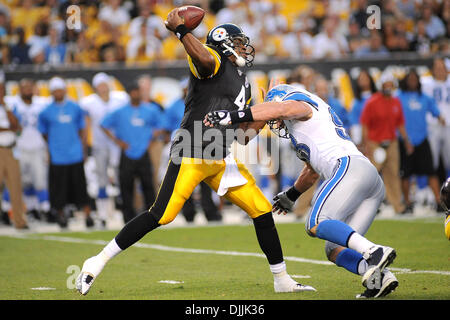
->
[206,23,255,67]
[264,84,298,138]
[264,84,297,102]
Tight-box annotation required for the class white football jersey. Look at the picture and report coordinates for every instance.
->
[281,88,363,179]
[421,76,450,127]
[9,96,50,151]
[80,91,129,147]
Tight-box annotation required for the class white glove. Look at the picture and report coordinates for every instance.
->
[205,110,231,126]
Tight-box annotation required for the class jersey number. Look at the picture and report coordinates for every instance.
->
[328,107,351,140]
[234,86,246,110]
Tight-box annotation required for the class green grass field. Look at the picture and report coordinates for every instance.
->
[1,218,449,300]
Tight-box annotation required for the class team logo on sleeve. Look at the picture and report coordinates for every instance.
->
[212,28,227,41]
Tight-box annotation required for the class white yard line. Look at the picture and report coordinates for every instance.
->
[6,233,450,276]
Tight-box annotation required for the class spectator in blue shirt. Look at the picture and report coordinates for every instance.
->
[44,27,66,65]
[101,82,163,223]
[348,69,377,148]
[163,77,222,223]
[397,69,446,212]
[38,77,93,228]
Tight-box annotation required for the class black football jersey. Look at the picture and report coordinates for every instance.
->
[170,44,251,161]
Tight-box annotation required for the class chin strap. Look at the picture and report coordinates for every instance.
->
[222,43,246,67]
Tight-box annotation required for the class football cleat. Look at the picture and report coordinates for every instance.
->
[356,269,398,299]
[361,246,396,289]
[273,272,316,293]
[76,255,106,295]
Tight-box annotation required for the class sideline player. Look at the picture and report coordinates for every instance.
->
[76,9,315,295]
[10,79,50,218]
[421,58,450,180]
[205,82,399,298]
[80,72,129,227]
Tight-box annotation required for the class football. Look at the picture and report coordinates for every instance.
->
[177,5,205,30]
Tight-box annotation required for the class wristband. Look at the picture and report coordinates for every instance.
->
[286,186,302,202]
[229,108,254,124]
[174,24,190,40]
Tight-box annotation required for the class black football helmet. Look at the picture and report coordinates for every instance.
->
[440,177,450,213]
[206,23,255,67]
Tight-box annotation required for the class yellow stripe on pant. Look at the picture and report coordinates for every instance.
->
[152,157,272,225]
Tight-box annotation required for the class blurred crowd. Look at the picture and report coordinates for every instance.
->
[0,54,449,230]
[0,0,449,67]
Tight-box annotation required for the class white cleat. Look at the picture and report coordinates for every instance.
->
[76,255,106,295]
[356,269,398,299]
[362,246,396,289]
[274,272,317,293]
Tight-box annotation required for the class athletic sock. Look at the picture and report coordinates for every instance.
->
[252,213,284,265]
[347,232,376,255]
[358,259,369,275]
[335,248,366,275]
[270,261,287,274]
[98,238,122,264]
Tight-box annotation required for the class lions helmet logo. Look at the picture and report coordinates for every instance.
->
[212,27,227,41]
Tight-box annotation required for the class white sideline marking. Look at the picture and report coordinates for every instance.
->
[31,287,56,291]
[6,234,450,276]
[158,280,184,284]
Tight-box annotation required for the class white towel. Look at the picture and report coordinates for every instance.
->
[217,154,248,196]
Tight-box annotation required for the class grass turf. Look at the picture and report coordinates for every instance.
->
[0,218,449,300]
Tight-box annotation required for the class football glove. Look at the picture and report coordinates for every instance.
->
[205,110,231,126]
[272,191,295,214]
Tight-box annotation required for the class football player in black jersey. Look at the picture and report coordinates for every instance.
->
[76,8,315,295]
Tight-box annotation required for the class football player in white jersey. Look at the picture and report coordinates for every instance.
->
[205,82,398,298]
[8,79,51,218]
[80,72,129,227]
[421,57,450,180]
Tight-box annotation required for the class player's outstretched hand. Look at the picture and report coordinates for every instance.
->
[272,191,295,215]
[203,110,232,127]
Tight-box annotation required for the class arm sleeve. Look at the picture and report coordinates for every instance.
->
[187,45,221,79]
